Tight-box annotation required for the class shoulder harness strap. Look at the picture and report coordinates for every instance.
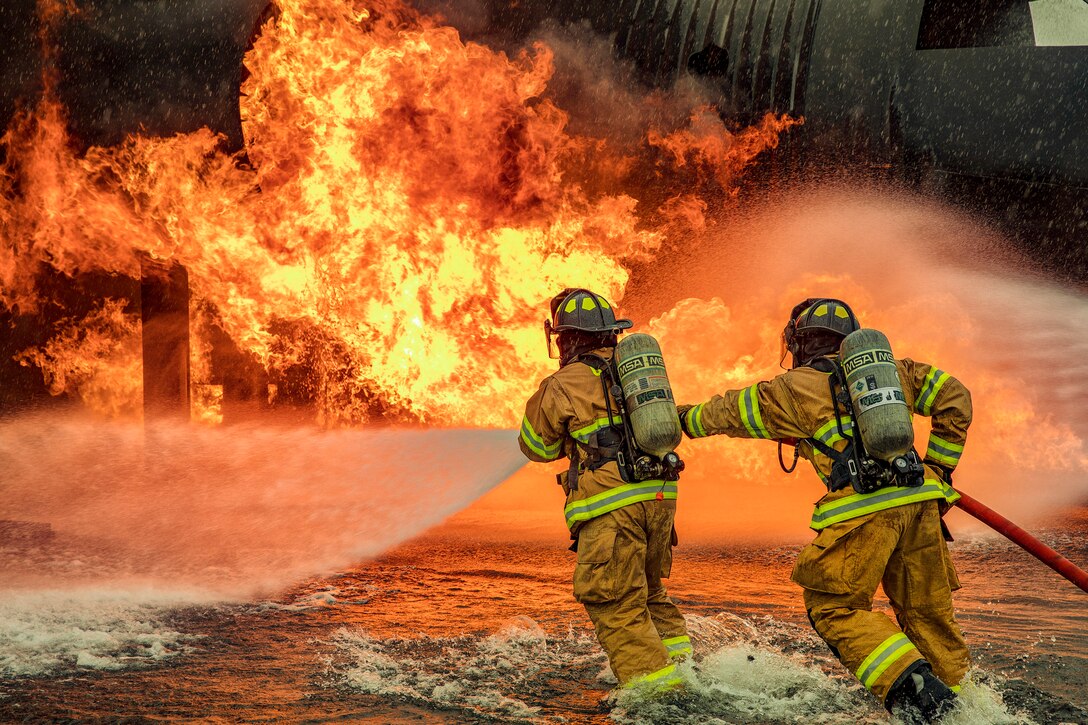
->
[563,353,630,487]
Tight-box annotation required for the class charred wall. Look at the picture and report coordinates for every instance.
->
[140,258,190,419]
[0,270,140,416]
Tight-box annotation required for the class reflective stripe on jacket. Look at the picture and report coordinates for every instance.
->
[564,481,677,528]
[809,479,961,530]
[519,348,673,531]
[684,358,970,529]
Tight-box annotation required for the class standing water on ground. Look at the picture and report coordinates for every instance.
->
[1,503,1086,723]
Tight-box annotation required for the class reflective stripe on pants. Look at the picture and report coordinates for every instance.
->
[663,635,692,659]
[623,661,683,691]
[856,633,918,690]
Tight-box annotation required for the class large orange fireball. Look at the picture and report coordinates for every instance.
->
[0,0,793,426]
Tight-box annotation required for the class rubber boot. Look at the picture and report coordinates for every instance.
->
[885,661,957,724]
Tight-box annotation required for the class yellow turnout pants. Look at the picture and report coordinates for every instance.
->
[573,498,690,687]
[791,499,970,702]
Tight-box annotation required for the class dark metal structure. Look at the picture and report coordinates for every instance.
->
[488,0,1088,276]
[503,0,1087,181]
[139,257,191,420]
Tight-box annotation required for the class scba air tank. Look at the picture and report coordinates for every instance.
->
[614,333,682,458]
[839,329,914,462]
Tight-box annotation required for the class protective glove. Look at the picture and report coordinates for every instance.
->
[676,404,695,438]
[929,462,955,486]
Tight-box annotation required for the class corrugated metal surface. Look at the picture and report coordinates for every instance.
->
[563,0,822,120]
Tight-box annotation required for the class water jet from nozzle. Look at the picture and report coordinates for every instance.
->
[0,414,523,597]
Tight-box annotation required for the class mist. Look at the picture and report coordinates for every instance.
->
[0,418,523,596]
[644,185,1088,538]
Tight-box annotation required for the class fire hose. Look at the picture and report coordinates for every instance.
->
[954,489,1088,594]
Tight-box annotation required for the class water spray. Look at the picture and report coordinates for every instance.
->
[954,489,1088,594]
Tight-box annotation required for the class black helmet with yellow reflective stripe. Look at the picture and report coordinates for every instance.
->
[544,288,632,362]
[548,289,632,334]
[783,298,860,368]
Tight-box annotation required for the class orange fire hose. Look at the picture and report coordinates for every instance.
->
[954,489,1088,594]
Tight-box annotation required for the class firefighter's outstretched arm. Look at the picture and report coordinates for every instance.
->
[901,359,972,476]
[677,374,810,441]
[518,378,569,463]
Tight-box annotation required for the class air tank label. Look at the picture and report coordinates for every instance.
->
[853,387,907,413]
[635,388,673,404]
[852,375,880,394]
[617,354,665,377]
[623,376,669,396]
[842,349,895,376]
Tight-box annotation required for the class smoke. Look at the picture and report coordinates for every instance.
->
[414,6,785,225]
[521,19,793,219]
[0,415,524,595]
[411,0,490,35]
[533,20,719,146]
[643,185,1088,537]
[405,0,727,135]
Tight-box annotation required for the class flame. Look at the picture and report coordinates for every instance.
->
[648,107,801,193]
[1,0,791,426]
[14,298,142,418]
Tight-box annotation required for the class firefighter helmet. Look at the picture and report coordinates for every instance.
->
[783,298,860,367]
[544,288,632,359]
[548,289,632,334]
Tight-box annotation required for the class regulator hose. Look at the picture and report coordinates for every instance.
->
[954,489,1088,594]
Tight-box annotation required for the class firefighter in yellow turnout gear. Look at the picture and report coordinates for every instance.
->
[518,289,690,690]
[679,298,971,723]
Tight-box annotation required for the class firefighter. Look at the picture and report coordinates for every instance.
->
[518,288,690,692]
[678,298,970,723]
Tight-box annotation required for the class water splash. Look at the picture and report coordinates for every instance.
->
[327,611,1034,724]
[0,589,205,677]
[328,615,602,721]
[0,414,523,595]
